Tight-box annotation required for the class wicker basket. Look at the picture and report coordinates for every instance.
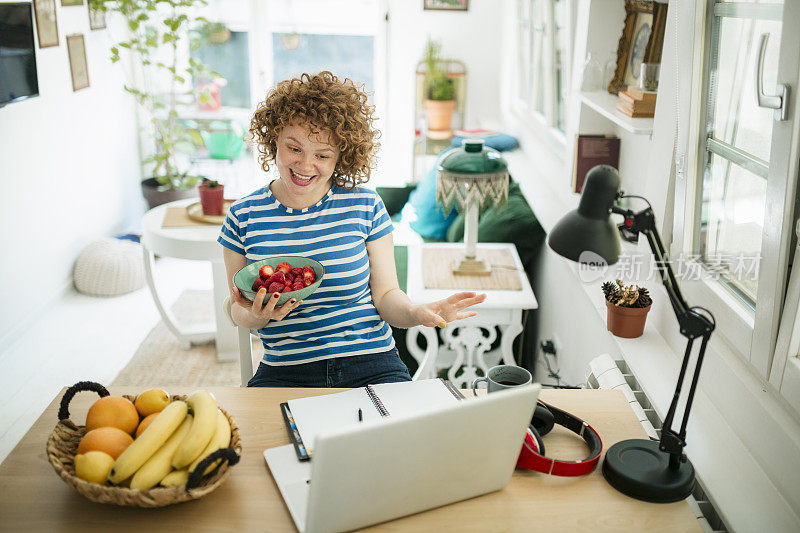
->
[46,381,242,507]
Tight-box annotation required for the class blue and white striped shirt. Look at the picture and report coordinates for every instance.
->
[217,182,396,365]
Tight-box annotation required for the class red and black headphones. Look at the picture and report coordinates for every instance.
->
[516,400,603,476]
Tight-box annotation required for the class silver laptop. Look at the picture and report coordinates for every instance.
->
[264,384,540,533]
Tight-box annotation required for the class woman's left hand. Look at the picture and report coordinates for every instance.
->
[414,292,487,328]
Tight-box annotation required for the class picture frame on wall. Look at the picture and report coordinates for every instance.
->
[607,0,667,94]
[88,2,106,30]
[423,0,468,11]
[61,0,84,6]
[34,0,59,48]
[66,34,89,91]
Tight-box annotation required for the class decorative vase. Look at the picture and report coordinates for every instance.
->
[198,182,225,216]
[606,300,651,338]
[141,178,198,211]
[424,99,456,136]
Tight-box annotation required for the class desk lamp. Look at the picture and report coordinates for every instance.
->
[548,165,715,503]
[436,139,508,275]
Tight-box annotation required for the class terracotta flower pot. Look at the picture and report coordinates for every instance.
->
[198,182,225,216]
[424,99,456,133]
[606,300,651,338]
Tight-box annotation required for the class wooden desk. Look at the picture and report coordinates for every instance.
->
[0,388,700,532]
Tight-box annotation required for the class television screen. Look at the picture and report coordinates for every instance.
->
[0,2,39,107]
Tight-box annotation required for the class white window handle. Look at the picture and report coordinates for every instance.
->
[756,33,789,121]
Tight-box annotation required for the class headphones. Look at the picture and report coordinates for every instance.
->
[516,400,603,476]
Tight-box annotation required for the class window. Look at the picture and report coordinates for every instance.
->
[191,28,251,109]
[515,0,569,132]
[698,2,782,305]
[674,0,799,386]
[272,33,374,95]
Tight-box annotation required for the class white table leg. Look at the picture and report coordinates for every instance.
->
[443,325,497,389]
[499,310,524,366]
[142,245,214,349]
[406,326,439,380]
[211,261,239,362]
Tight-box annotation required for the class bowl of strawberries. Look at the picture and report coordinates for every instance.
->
[233,256,324,306]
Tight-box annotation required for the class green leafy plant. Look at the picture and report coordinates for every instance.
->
[89,0,220,190]
[423,37,455,101]
[602,279,653,308]
[202,179,220,188]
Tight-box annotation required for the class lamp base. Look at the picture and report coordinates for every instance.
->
[452,257,492,276]
[602,439,695,503]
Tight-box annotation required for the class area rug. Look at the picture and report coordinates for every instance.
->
[112,290,246,387]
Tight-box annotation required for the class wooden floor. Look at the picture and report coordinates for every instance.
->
[0,256,212,463]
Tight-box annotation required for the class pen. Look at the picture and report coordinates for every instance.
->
[358,408,363,422]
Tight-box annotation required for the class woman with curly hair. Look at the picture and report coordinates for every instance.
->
[218,71,485,387]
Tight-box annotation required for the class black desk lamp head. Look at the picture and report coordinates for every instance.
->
[548,165,715,503]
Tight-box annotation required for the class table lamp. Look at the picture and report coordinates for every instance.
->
[436,139,508,275]
[548,165,715,503]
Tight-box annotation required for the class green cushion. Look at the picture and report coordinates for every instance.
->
[445,181,545,271]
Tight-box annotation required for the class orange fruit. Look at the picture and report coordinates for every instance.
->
[77,427,134,459]
[134,388,170,417]
[135,413,159,438]
[85,396,139,435]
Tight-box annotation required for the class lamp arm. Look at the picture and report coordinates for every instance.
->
[612,205,716,466]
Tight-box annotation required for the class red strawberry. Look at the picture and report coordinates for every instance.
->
[303,278,313,287]
[267,271,285,284]
[282,285,293,293]
[259,264,275,280]
[251,278,264,291]
[285,272,294,284]
[302,265,314,272]
[302,270,315,281]
[291,267,303,276]
[267,282,284,294]
[276,262,292,275]
[292,283,304,291]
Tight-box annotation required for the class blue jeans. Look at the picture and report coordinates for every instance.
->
[247,348,412,388]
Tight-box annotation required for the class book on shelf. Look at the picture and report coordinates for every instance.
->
[572,135,620,194]
[625,85,658,102]
[618,91,656,113]
[615,104,654,118]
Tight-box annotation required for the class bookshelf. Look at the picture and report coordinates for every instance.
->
[578,91,654,135]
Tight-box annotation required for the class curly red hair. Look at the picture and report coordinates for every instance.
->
[250,71,380,188]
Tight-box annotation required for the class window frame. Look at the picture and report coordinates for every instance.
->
[672,0,799,385]
[513,0,570,144]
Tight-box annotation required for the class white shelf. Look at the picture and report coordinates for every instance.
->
[578,91,654,135]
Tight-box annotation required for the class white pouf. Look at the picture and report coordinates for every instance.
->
[73,238,145,296]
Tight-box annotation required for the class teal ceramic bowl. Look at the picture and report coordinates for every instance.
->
[234,256,324,307]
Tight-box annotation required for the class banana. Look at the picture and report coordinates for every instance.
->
[160,468,189,487]
[188,409,232,476]
[129,414,193,490]
[171,390,218,469]
[108,400,188,485]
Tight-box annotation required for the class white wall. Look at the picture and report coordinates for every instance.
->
[379,0,507,184]
[0,2,140,345]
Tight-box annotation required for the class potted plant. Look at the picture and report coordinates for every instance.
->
[90,0,220,209]
[198,179,225,216]
[602,279,653,338]
[422,37,456,136]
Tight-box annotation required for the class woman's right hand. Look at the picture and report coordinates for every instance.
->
[231,284,303,328]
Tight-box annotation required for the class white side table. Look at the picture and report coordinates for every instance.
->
[405,242,538,388]
[141,198,237,362]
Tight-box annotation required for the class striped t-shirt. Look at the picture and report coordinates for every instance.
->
[217,182,396,365]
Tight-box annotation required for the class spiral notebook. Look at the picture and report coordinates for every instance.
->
[281,379,464,461]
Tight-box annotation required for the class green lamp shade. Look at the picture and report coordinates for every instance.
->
[439,139,508,174]
[547,165,622,266]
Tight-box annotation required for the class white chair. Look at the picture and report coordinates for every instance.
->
[222,297,260,386]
